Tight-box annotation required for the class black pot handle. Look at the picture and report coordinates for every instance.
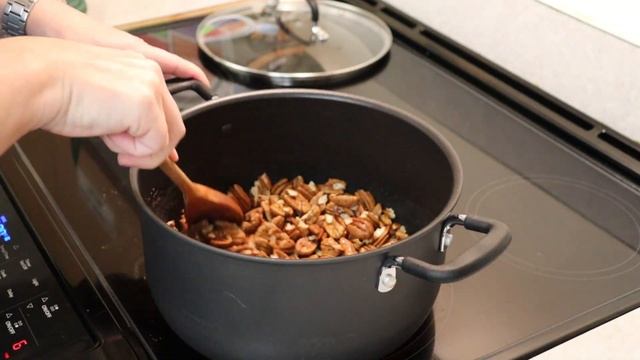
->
[275,0,328,44]
[307,0,319,24]
[166,79,214,100]
[378,214,510,292]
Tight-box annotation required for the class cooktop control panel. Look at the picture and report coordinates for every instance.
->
[0,183,92,359]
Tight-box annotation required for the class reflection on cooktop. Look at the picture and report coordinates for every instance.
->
[464,175,640,280]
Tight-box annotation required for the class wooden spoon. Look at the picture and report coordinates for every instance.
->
[159,159,244,224]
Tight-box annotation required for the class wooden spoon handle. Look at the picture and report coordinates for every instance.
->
[159,159,193,194]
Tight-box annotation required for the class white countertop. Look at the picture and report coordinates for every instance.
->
[84,0,640,358]
[386,0,640,145]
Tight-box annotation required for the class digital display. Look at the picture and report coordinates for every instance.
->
[3,339,29,359]
[0,215,9,243]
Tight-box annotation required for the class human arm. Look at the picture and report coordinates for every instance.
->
[0,36,184,168]
[1,0,209,84]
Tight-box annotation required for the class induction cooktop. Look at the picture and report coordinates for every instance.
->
[1,1,640,359]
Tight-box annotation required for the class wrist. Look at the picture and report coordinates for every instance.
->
[25,0,71,37]
[0,37,61,131]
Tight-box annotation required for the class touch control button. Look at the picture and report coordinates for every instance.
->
[0,245,9,262]
[18,258,32,271]
[0,308,34,359]
[0,309,32,347]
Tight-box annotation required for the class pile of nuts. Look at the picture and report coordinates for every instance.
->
[167,174,409,259]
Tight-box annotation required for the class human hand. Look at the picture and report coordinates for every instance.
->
[16,37,186,168]
[26,0,210,86]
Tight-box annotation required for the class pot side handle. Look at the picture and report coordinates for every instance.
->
[399,215,511,284]
[166,79,215,101]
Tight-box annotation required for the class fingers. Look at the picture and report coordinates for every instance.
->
[36,39,193,169]
[138,45,210,86]
[169,148,179,162]
[105,59,185,169]
[117,148,168,169]
[160,83,186,159]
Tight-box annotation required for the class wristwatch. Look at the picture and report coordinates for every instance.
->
[2,0,40,36]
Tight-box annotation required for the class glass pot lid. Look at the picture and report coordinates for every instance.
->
[196,0,393,86]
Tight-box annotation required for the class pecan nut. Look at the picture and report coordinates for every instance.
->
[283,189,311,214]
[228,184,253,213]
[295,237,318,257]
[322,214,346,239]
[346,217,374,239]
[170,173,409,260]
[329,194,359,208]
[320,237,343,257]
[355,190,376,211]
[339,238,357,256]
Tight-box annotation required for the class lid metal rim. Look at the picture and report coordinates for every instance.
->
[196,0,393,85]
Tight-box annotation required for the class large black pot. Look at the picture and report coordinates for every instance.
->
[130,82,511,359]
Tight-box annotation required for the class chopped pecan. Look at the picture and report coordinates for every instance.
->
[242,207,263,234]
[170,173,409,260]
[300,205,321,224]
[255,221,281,239]
[309,192,328,207]
[260,199,272,221]
[380,213,393,226]
[275,234,296,254]
[284,222,303,240]
[291,175,305,188]
[272,248,289,259]
[283,190,311,214]
[373,226,391,247]
[330,194,359,208]
[271,215,285,229]
[322,214,346,239]
[308,223,325,238]
[383,238,398,247]
[252,235,272,254]
[293,217,310,237]
[384,208,396,219]
[189,219,213,239]
[208,234,233,248]
[229,244,252,253]
[228,184,252,213]
[251,173,272,199]
[269,198,289,217]
[355,190,376,211]
[296,182,317,200]
[346,217,374,239]
[295,237,318,257]
[271,178,290,195]
[258,173,272,191]
[240,249,268,257]
[359,244,377,253]
[167,219,177,230]
[321,178,347,194]
[366,211,380,226]
[395,225,409,240]
[323,202,341,216]
[320,237,343,257]
[339,238,357,256]
[339,213,353,225]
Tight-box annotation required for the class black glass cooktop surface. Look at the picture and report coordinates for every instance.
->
[2,16,640,360]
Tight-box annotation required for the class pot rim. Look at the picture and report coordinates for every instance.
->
[130,89,464,266]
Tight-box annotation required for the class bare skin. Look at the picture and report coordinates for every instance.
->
[0,0,209,168]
